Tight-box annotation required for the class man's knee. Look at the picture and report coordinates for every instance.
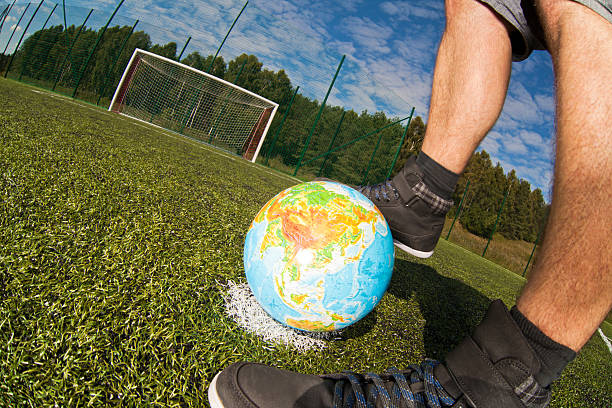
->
[444,0,482,22]
[536,0,611,48]
[444,0,512,33]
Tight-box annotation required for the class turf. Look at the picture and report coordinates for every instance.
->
[0,79,610,407]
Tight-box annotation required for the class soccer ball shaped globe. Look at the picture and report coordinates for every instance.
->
[243,180,394,332]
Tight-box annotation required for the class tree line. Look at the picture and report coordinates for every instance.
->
[3,23,547,243]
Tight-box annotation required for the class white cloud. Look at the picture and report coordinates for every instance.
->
[502,82,543,125]
[341,16,394,52]
[535,93,554,114]
[502,134,529,155]
[518,130,543,147]
[478,128,554,196]
[480,137,501,154]
[380,1,443,21]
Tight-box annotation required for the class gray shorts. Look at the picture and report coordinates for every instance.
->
[480,0,612,60]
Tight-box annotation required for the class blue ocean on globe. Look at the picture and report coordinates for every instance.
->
[244,181,394,332]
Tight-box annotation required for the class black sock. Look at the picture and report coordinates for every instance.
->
[415,152,459,200]
[510,306,576,387]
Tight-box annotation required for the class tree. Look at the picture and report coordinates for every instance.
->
[391,115,426,175]
[181,51,207,71]
[150,41,177,59]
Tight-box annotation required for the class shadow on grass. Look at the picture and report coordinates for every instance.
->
[387,258,490,360]
[340,308,378,340]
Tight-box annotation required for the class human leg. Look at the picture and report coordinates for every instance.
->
[344,0,513,258]
[420,0,512,174]
[516,0,612,352]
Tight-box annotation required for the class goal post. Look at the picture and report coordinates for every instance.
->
[109,48,279,163]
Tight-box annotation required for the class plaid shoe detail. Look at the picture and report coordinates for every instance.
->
[411,181,454,215]
[515,375,551,408]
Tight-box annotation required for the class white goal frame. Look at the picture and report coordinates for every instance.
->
[109,48,279,163]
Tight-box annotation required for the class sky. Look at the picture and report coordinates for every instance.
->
[0,0,557,199]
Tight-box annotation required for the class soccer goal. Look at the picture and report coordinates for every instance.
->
[109,49,278,162]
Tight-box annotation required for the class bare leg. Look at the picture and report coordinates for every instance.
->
[517,1,612,352]
[421,0,512,174]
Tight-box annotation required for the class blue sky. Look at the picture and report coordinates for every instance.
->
[1,0,556,198]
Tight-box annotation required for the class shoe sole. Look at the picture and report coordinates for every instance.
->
[208,372,225,408]
[394,240,433,259]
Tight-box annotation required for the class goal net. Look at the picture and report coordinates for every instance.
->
[109,49,278,162]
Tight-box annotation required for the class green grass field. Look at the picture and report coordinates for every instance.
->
[1,79,610,407]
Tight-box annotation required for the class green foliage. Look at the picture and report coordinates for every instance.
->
[1,80,609,406]
[453,151,547,242]
[180,51,208,71]
[390,115,426,176]
[6,23,152,101]
[150,41,177,59]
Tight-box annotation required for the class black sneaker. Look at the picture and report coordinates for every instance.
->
[318,156,453,258]
[209,360,457,408]
[208,300,551,408]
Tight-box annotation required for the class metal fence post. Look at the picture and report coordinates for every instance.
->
[482,188,509,257]
[361,127,387,185]
[5,0,45,78]
[177,36,191,61]
[172,1,249,135]
[96,19,139,106]
[0,4,8,24]
[294,54,345,176]
[0,3,9,22]
[263,85,299,165]
[207,58,248,143]
[300,115,412,169]
[1,3,30,57]
[72,0,126,98]
[232,57,247,84]
[147,34,190,121]
[317,110,345,176]
[19,2,57,81]
[206,0,248,73]
[386,107,415,179]
[178,2,248,134]
[148,34,191,121]
[0,3,10,32]
[52,8,93,91]
[0,0,17,36]
[522,232,540,277]
[446,180,470,240]
[61,0,68,47]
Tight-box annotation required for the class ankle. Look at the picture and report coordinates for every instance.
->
[415,152,460,200]
[510,306,576,387]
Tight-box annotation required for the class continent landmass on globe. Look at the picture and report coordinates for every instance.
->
[250,181,388,331]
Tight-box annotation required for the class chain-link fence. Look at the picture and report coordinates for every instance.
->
[0,1,417,187]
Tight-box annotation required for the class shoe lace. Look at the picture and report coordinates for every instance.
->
[356,180,400,202]
[331,360,455,408]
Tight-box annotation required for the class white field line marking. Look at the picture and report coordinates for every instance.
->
[26,86,301,185]
[598,328,612,354]
[29,88,117,118]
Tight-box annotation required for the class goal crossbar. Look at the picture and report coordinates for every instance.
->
[109,48,279,163]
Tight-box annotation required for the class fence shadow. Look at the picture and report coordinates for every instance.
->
[386,258,491,360]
